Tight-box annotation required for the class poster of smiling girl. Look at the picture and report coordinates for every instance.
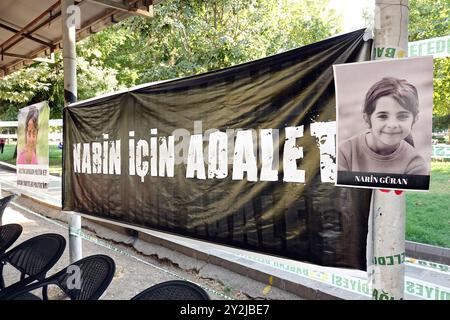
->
[16,101,50,190]
[333,56,433,191]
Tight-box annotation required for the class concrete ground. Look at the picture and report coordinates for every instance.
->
[1,195,303,300]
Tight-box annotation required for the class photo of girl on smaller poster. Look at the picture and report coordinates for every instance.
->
[333,56,433,191]
[16,101,49,190]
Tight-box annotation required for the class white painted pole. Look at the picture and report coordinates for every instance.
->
[62,0,82,263]
[370,0,409,300]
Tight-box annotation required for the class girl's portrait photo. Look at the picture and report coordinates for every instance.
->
[16,102,49,167]
[333,56,433,191]
[17,107,39,165]
[16,101,50,190]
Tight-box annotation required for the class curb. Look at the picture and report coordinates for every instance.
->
[406,241,450,266]
[1,166,448,300]
[7,193,449,300]
[2,160,447,267]
[88,218,358,300]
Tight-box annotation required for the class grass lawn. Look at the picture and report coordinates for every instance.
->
[406,161,450,248]
[0,143,448,247]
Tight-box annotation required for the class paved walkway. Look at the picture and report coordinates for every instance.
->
[3,199,305,300]
[1,165,449,300]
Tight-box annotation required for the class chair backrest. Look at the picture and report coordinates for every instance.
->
[51,254,115,300]
[0,195,16,225]
[0,224,22,257]
[131,280,210,300]
[1,233,66,289]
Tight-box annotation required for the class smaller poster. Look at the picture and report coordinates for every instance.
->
[16,101,50,190]
[333,56,433,191]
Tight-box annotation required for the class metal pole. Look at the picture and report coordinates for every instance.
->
[370,0,409,300]
[62,0,82,263]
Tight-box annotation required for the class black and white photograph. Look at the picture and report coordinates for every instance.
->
[334,56,434,191]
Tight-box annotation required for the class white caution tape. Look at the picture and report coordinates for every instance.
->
[405,257,449,274]
[8,199,449,300]
[235,253,450,300]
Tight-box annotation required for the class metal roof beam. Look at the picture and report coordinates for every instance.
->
[0,0,161,76]
[86,0,153,18]
[2,0,100,53]
[1,52,32,60]
[0,22,56,49]
[0,1,61,51]
[1,51,55,64]
[1,11,62,54]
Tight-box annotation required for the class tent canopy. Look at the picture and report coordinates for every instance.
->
[0,0,162,77]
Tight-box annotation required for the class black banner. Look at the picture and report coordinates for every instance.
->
[63,29,373,270]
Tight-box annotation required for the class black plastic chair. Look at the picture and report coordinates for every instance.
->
[0,195,17,225]
[0,224,23,257]
[131,280,210,300]
[3,254,116,300]
[0,233,66,298]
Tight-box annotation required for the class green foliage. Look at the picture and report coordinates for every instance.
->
[0,0,448,130]
[1,0,342,119]
[80,0,342,85]
[0,61,61,119]
[431,56,450,131]
[0,52,121,120]
[76,56,121,100]
[409,0,450,131]
[409,0,450,42]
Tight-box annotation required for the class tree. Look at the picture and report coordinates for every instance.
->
[0,61,63,120]
[80,0,342,85]
[409,0,450,135]
[1,0,342,118]
[0,53,121,119]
